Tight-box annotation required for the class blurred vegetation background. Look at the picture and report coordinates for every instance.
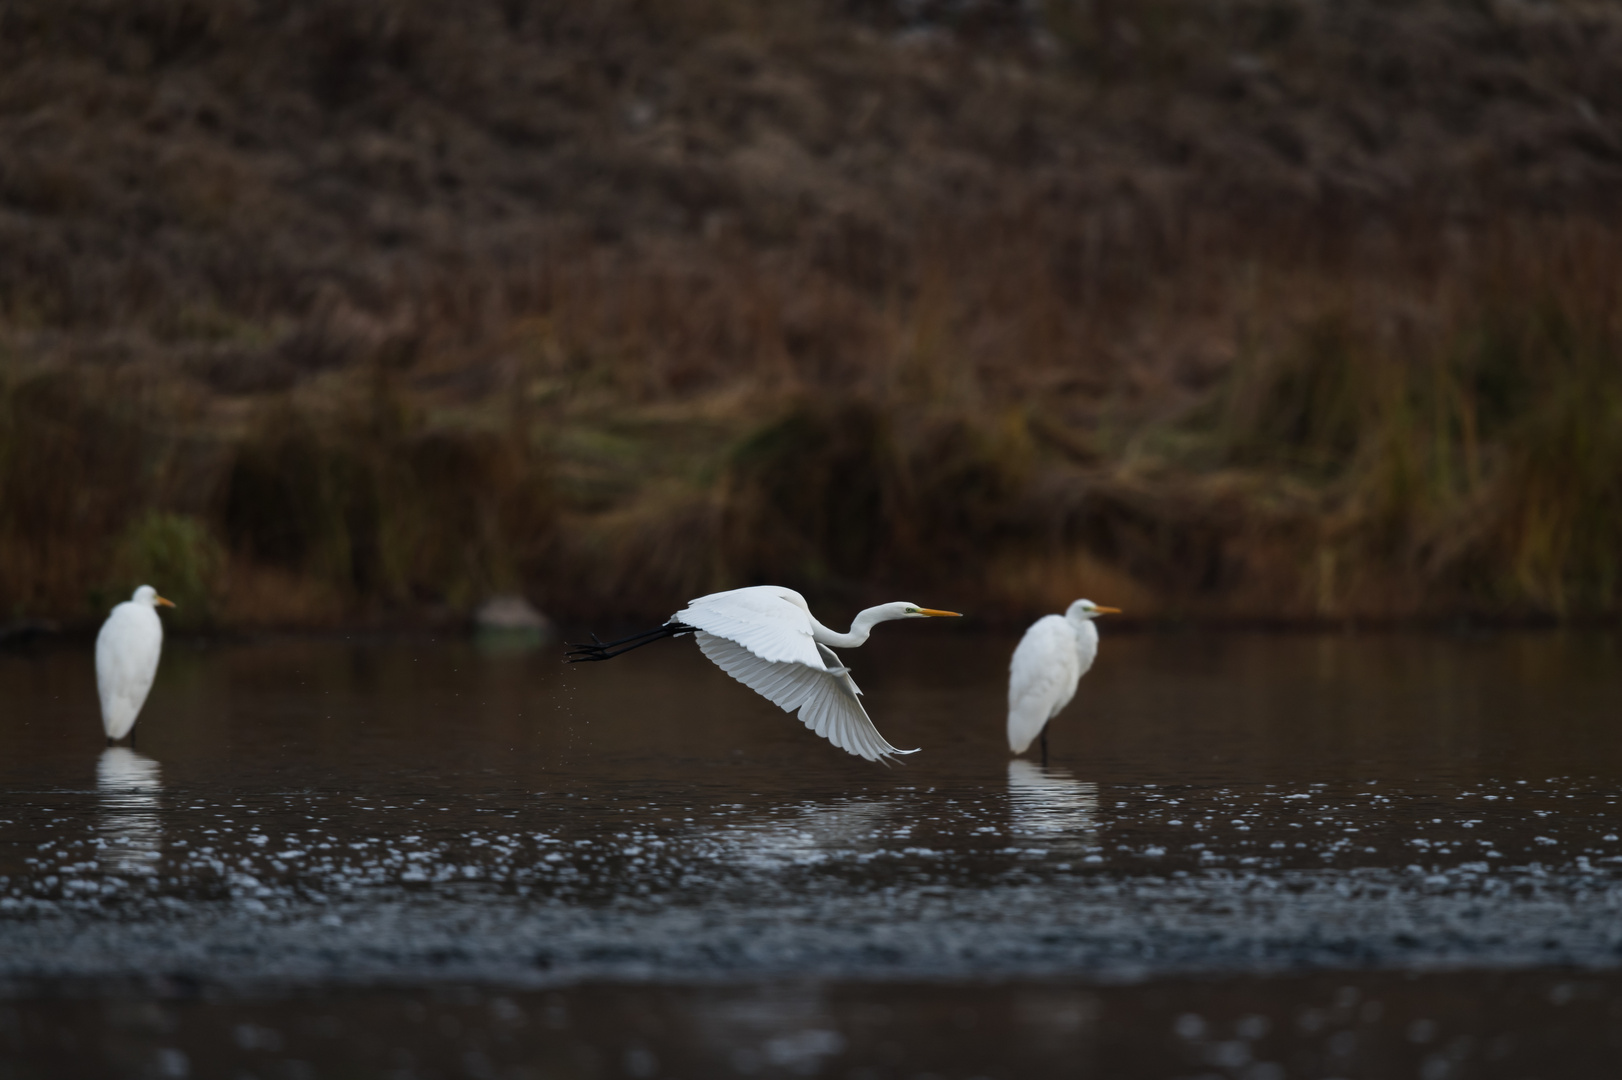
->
[1,0,1619,629]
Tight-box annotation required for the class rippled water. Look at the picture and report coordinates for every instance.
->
[2,628,1620,1076]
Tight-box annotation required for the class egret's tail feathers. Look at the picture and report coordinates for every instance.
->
[1007,706,1046,755]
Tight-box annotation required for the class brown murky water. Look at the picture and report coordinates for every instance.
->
[2,628,1621,1077]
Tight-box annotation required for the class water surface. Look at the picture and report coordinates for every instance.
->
[2,628,1620,1076]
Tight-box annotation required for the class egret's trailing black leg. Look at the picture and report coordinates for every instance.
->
[1040,723,1049,766]
[572,624,670,651]
[565,622,695,662]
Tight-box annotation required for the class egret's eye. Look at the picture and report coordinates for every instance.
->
[906,607,919,614]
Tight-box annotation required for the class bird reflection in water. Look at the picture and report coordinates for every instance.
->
[96,747,163,876]
[1006,759,1098,843]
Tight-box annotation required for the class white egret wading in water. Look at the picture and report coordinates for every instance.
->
[95,585,174,744]
[1007,599,1119,763]
[567,586,961,762]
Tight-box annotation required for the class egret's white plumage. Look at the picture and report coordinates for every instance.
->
[1006,598,1118,755]
[583,585,961,763]
[94,585,173,742]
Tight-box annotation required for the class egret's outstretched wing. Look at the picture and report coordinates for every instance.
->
[695,631,919,763]
[1006,615,1081,754]
[676,586,824,668]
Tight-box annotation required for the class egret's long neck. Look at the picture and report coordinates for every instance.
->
[1066,614,1099,658]
[810,606,894,649]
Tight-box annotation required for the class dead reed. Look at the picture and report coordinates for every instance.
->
[4,206,1619,628]
[3,0,1621,628]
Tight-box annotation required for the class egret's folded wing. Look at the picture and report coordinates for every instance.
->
[676,589,822,668]
[696,632,919,763]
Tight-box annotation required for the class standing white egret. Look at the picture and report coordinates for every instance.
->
[1007,598,1119,762]
[95,585,174,744]
[567,585,962,762]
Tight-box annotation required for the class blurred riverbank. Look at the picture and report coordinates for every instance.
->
[2,1,1620,630]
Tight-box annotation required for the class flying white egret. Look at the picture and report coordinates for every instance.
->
[1007,598,1119,762]
[95,585,174,744]
[567,585,962,762]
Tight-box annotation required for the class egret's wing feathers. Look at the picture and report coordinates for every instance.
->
[676,587,822,668]
[695,632,917,763]
[814,643,852,677]
[1006,615,1082,754]
[678,586,919,763]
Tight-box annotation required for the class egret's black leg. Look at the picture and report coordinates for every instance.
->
[571,624,679,651]
[106,736,114,747]
[565,622,695,663]
[1040,724,1049,766]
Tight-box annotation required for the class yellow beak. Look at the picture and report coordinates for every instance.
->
[917,608,963,617]
[1094,605,1121,614]
[156,596,176,608]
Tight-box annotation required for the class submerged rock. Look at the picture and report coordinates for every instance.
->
[473,595,554,642]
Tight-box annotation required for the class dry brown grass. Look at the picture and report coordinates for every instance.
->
[2,0,1621,628]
